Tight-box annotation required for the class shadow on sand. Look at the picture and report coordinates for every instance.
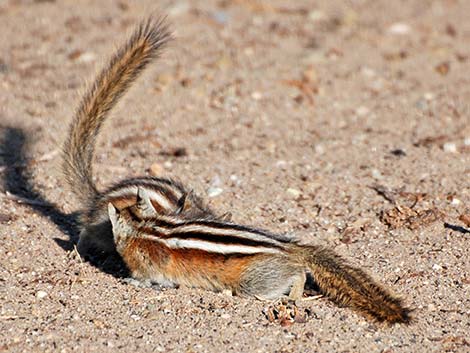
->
[0,126,127,277]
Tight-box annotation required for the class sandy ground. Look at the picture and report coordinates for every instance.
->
[1,0,469,352]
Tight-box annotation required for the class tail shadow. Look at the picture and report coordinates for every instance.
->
[0,126,128,277]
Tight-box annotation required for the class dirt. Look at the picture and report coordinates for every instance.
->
[1,0,469,352]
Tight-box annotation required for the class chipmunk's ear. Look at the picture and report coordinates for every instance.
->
[176,191,192,214]
[136,187,156,213]
[108,203,120,229]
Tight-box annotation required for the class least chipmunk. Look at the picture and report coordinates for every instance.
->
[108,187,410,324]
[63,16,411,324]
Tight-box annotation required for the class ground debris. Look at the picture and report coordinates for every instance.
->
[371,184,427,207]
[380,205,444,230]
[263,299,309,326]
[458,213,470,227]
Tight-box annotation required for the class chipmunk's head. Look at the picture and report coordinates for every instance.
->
[108,203,137,247]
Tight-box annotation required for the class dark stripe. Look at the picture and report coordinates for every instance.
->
[104,177,184,204]
[145,218,293,244]
[141,227,285,249]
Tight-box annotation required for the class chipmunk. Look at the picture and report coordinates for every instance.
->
[62,17,220,257]
[63,16,411,324]
[108,188,411,324]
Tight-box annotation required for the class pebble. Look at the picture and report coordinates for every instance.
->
[229,174,241,186]
[149,163,164,176]
[308,10,326,22]
[77,52,96,63]
[168,2,190,16]
[314,144,325,155]
[36,291,48,299]
[432,264,443,271]
[220,313,231,320]
[355,106,370,117]
[207,187,223,198]
[387,23,411,35]
[442,142,457,153]
[251,91,262,100]
[423,92,435,101]
[361,67,376,77]
[371,169,383,180]
[286,188,301,199]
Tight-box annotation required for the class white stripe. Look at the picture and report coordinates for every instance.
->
[143,189,174,210]
[140,234,281,255]
[146,218,285,246]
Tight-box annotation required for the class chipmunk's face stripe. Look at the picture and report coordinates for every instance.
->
[106,186,175,211]
[139,234,281,255]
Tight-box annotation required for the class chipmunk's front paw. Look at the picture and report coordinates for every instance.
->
[122,277,153,288]
[122,277,178,291]
[149,280,179,291]
[263,297,309,326]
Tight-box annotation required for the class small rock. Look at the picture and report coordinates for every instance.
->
[361,67,376,78]
[459,214,470,227]
[168,2,190,16]
[77,52,96,63]
[371,169,383,180]
[221,289,233,297]
[464,137,470,146]
[286,188,302,199]
[387,23,411,35]
[36,291,48,299]
[314,144,325,155]
[390,148,406,157]
[149,163,164,176]
[423,92,435,101]
[229,174,241,186]
[308,10,326,22]
[355,106,369,117]
[432,264,443,271]
[251,91,262,100]
[435,61,450,76]
[220,313,231,319]
[442,142,457,153]
[207,187,223,198]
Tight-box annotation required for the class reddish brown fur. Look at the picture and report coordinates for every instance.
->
[121,237,259,293]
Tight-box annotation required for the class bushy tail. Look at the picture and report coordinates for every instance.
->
[301,245,411,324]
[62,17,171,205]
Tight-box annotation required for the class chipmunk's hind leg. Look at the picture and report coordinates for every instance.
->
[239,256,306,301]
